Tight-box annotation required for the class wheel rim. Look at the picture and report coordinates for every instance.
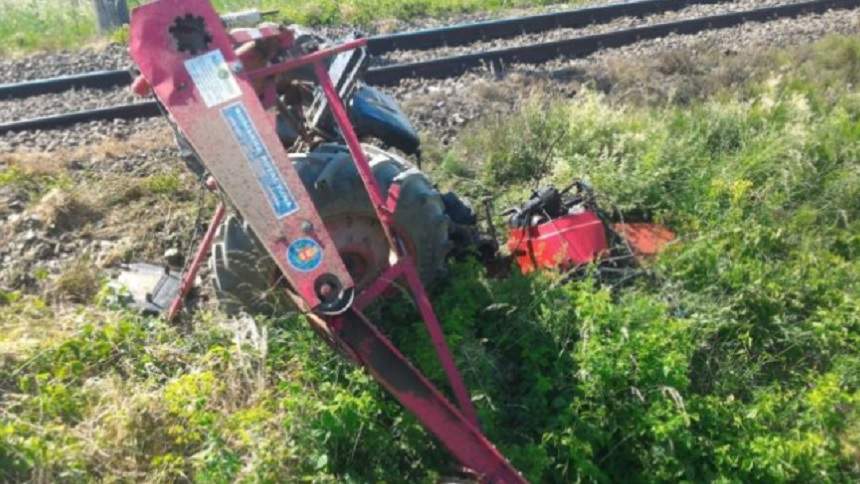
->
[323,213,416,289]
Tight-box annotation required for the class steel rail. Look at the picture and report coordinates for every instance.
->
[0,70,133,100]
[0,0,716,101]
[1,0,857,135]
[365,0,724,53]
[0,102,160,134]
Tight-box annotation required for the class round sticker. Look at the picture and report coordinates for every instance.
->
[287,238,323,272]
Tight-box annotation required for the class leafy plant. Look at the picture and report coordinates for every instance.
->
[2,32,860,484]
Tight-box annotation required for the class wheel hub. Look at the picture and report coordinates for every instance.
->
[324,213,413,289]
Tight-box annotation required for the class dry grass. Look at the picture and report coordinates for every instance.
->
[0,309,277,479]
[0,294,73,357]
[600,46,774,105]
[2,123,172,163]
[0,154,66,181]
[48,257,103,303]
[74,375,173,479]
[33,188,102,234]
[1,122,195,334]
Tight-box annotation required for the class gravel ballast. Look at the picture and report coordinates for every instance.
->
[0,118,168,154]
[391,7,860,145]
[374,0,812,65]
[1,5,859,153]
[0,87,138,124]
[0,44,131,85]
[0,0,841,128]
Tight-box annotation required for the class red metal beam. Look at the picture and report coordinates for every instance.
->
[328,310,526,484]
[244,38,368,82]
[167,202,226,321]
[313,59,480,428]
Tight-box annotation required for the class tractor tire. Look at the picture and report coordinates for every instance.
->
[209,144,450,316]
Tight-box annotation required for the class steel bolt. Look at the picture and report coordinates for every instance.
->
[205,177,218,191]
[301,220,314,233]
[318,282,334,298]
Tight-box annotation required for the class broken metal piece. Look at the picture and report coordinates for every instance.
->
[113,262,182,315]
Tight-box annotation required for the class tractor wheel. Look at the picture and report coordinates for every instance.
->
[209,144,450,316]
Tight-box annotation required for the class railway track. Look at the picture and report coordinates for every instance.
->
[1,0,858,135]
[0,0,722,100]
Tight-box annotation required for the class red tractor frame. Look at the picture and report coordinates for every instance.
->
[129,0,525,481]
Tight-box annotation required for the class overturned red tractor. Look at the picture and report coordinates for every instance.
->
[127,1,672,481]
[129,0,525,480]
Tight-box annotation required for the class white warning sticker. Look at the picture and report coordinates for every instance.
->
[184,50,242,108]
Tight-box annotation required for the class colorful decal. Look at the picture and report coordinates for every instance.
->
[287,238,324,272]
[184,50,242,108]
[221,103,299,218]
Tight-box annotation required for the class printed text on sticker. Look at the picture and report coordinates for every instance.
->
[221,103,299,219]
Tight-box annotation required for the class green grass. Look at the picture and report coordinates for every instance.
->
[141,171,184,196]
[1,33,859,483]
[0,0,579,55]
[0,0,97,54]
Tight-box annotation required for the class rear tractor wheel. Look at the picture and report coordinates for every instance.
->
[209,144,451,316]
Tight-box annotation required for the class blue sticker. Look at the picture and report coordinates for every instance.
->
[287,238,323,272]
[221,103,299,219]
